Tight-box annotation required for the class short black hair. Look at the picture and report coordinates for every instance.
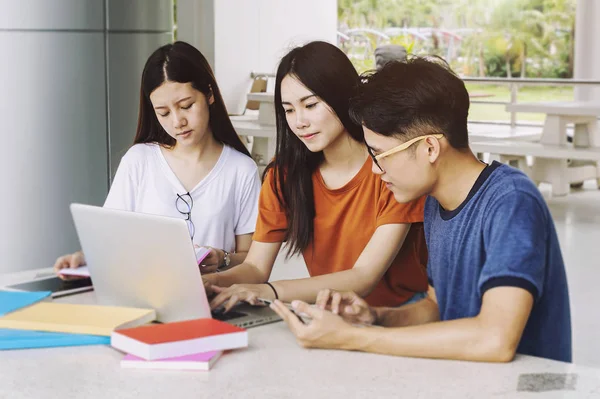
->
[349,56,470,149]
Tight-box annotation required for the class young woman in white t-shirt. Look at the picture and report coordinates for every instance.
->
[53,41,260,275]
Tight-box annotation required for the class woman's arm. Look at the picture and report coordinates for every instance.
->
[228,233,253,267]
[204,240,282,287]
[270,223,411,303]
[209,223,412,309]
[103,149,140,211]
[201,233,254,272]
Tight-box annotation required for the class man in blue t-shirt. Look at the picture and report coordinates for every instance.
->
[269,56,572,363]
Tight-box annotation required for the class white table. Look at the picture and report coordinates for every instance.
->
[2,269,600,398]
[506,101,600,196]
[468,123,542,142]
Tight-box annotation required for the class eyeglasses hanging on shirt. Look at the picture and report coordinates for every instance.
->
[175,192,195,240]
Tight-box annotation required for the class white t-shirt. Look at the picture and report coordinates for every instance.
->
[103,143,260,252]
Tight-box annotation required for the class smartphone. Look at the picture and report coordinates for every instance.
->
[259,298,312,324]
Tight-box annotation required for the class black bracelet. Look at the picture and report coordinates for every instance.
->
[265,282,279,300]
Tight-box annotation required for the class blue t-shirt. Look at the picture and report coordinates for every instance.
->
[424,161,572,362]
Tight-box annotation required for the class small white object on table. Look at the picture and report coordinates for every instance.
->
[1,268,600,398]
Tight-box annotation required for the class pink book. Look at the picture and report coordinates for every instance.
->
[121,351,223,371]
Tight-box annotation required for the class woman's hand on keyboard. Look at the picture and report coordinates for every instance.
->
[209,283,273,313]
[202,273,219,297]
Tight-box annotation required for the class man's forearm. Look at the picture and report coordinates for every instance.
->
[343,317,516,363]
[374,297,440,327]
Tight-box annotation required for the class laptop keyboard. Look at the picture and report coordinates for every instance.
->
[211,310,247,321]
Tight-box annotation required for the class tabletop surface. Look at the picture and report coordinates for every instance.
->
[2,268,599,399]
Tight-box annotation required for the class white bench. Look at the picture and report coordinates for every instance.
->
[471,140,600,195]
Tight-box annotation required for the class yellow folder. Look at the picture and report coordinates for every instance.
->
[0,302,156,336]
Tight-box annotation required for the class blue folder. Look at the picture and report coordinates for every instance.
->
[0,329,109,350]
[0,290,109,350]
[0,290,52,316]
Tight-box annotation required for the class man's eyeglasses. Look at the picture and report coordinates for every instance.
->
[368,134,444,172]
[176,192,195,239]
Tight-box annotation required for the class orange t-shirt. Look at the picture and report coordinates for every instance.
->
[253,158,428,306]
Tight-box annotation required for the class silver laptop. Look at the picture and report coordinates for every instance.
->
[70,203,281,328]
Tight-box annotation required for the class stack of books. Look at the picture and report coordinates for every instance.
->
[111,318,248,371]
[1,290,249,372]
[0,290,156,349]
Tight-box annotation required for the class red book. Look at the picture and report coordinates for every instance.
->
[111,318,247,360]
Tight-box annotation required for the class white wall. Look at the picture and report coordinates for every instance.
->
[178,0,338,115]
[574,0,600,101]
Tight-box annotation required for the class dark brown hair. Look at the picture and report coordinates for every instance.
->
[134,41,250,156]
[267,41,363,257]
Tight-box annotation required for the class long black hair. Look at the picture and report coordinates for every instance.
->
[134,41,250,156]
[266,41,363,256]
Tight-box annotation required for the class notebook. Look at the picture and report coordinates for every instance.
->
[194,247,211,265]
[0,291,52,316]
[0,329,109,350]
[0,302,156,336]
[121,351,223,371]
[111,318,247,360]
[58,266,90,278]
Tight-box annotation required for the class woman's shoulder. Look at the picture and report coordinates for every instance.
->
[111,144,158,177]
[121,143,158,164]
[222,145,259,176]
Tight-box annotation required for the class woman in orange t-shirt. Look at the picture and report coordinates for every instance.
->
[205,41,428,310]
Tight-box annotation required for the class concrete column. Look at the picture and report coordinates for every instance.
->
[0,0,108,274]
[0,0,172,274]
[574,0,600,101]
[105,0,173,176]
